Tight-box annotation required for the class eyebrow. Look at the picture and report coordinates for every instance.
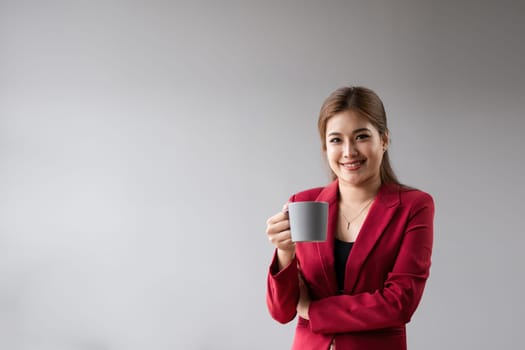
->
[327,128,372,136]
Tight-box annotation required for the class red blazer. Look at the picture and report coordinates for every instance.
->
[267,180,434,350]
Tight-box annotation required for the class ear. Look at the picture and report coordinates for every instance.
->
[381,131,389,151]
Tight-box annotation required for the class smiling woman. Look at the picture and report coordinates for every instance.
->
[325,110,387,189]
[265,86,435,350]
[318,87,398,185]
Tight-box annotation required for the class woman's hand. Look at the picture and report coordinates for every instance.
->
[297,275,311,320]
[266,203,295,270]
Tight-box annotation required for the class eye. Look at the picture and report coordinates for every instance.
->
[328,137,342,144]
[356,134,370,141]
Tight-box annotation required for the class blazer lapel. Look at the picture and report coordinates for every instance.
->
[344,183,401,293]
[311,180,340,295]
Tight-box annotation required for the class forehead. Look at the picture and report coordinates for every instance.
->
[326,110,376,133]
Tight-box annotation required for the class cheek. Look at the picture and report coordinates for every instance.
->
[326,148,338,161]
[373,150,385,164]
[366,144,383,158]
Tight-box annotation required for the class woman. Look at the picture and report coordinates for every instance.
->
[265,86,434,350]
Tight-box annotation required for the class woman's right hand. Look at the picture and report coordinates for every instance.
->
[266,203,296,270]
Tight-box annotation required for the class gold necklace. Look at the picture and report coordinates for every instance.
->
[340,198,374,231]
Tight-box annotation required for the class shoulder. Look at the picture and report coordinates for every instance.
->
[289,186,326,202]
[399,186,433,204]
[378,183,433,207]
[289,180,339,204]
[398,185,435,215]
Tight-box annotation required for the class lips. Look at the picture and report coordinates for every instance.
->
[341,160,365,170]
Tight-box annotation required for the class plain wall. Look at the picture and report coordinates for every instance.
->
[1,0,524,349]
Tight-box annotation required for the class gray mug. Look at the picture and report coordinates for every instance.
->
[288,201,329,242]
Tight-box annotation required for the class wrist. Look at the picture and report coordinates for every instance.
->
[298,300,310,320]
[277,248,295,270]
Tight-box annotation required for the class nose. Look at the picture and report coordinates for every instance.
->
[343,141,358,158]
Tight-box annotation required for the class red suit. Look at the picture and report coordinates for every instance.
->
[267,180,434,349]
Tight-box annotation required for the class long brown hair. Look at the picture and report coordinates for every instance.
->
[318,86,400,185]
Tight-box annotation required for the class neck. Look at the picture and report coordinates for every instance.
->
[338,176,382,205]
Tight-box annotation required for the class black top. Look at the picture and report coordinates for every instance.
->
[334,238,354,293]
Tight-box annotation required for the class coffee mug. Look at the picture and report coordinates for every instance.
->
[288,201,328,242]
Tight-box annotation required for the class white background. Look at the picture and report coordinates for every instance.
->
[1,0,524,349]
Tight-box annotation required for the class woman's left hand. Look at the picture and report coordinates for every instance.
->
[297,275,311,320]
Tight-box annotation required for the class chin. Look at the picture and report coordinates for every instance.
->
[338,176,362,185]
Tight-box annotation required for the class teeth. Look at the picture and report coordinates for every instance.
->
[342,161,363,168]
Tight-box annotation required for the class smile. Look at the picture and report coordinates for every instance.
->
[341,160,365,170]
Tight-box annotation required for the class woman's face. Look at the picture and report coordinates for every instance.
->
[325,110,387,187]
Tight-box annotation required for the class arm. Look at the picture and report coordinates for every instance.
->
[265,200,299,324]
[308,194,434,333]
[266,249,300,323]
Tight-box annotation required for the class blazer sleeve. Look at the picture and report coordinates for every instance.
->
[266,249,300,324]
[308,193,434,334]
[265,193,303,324]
